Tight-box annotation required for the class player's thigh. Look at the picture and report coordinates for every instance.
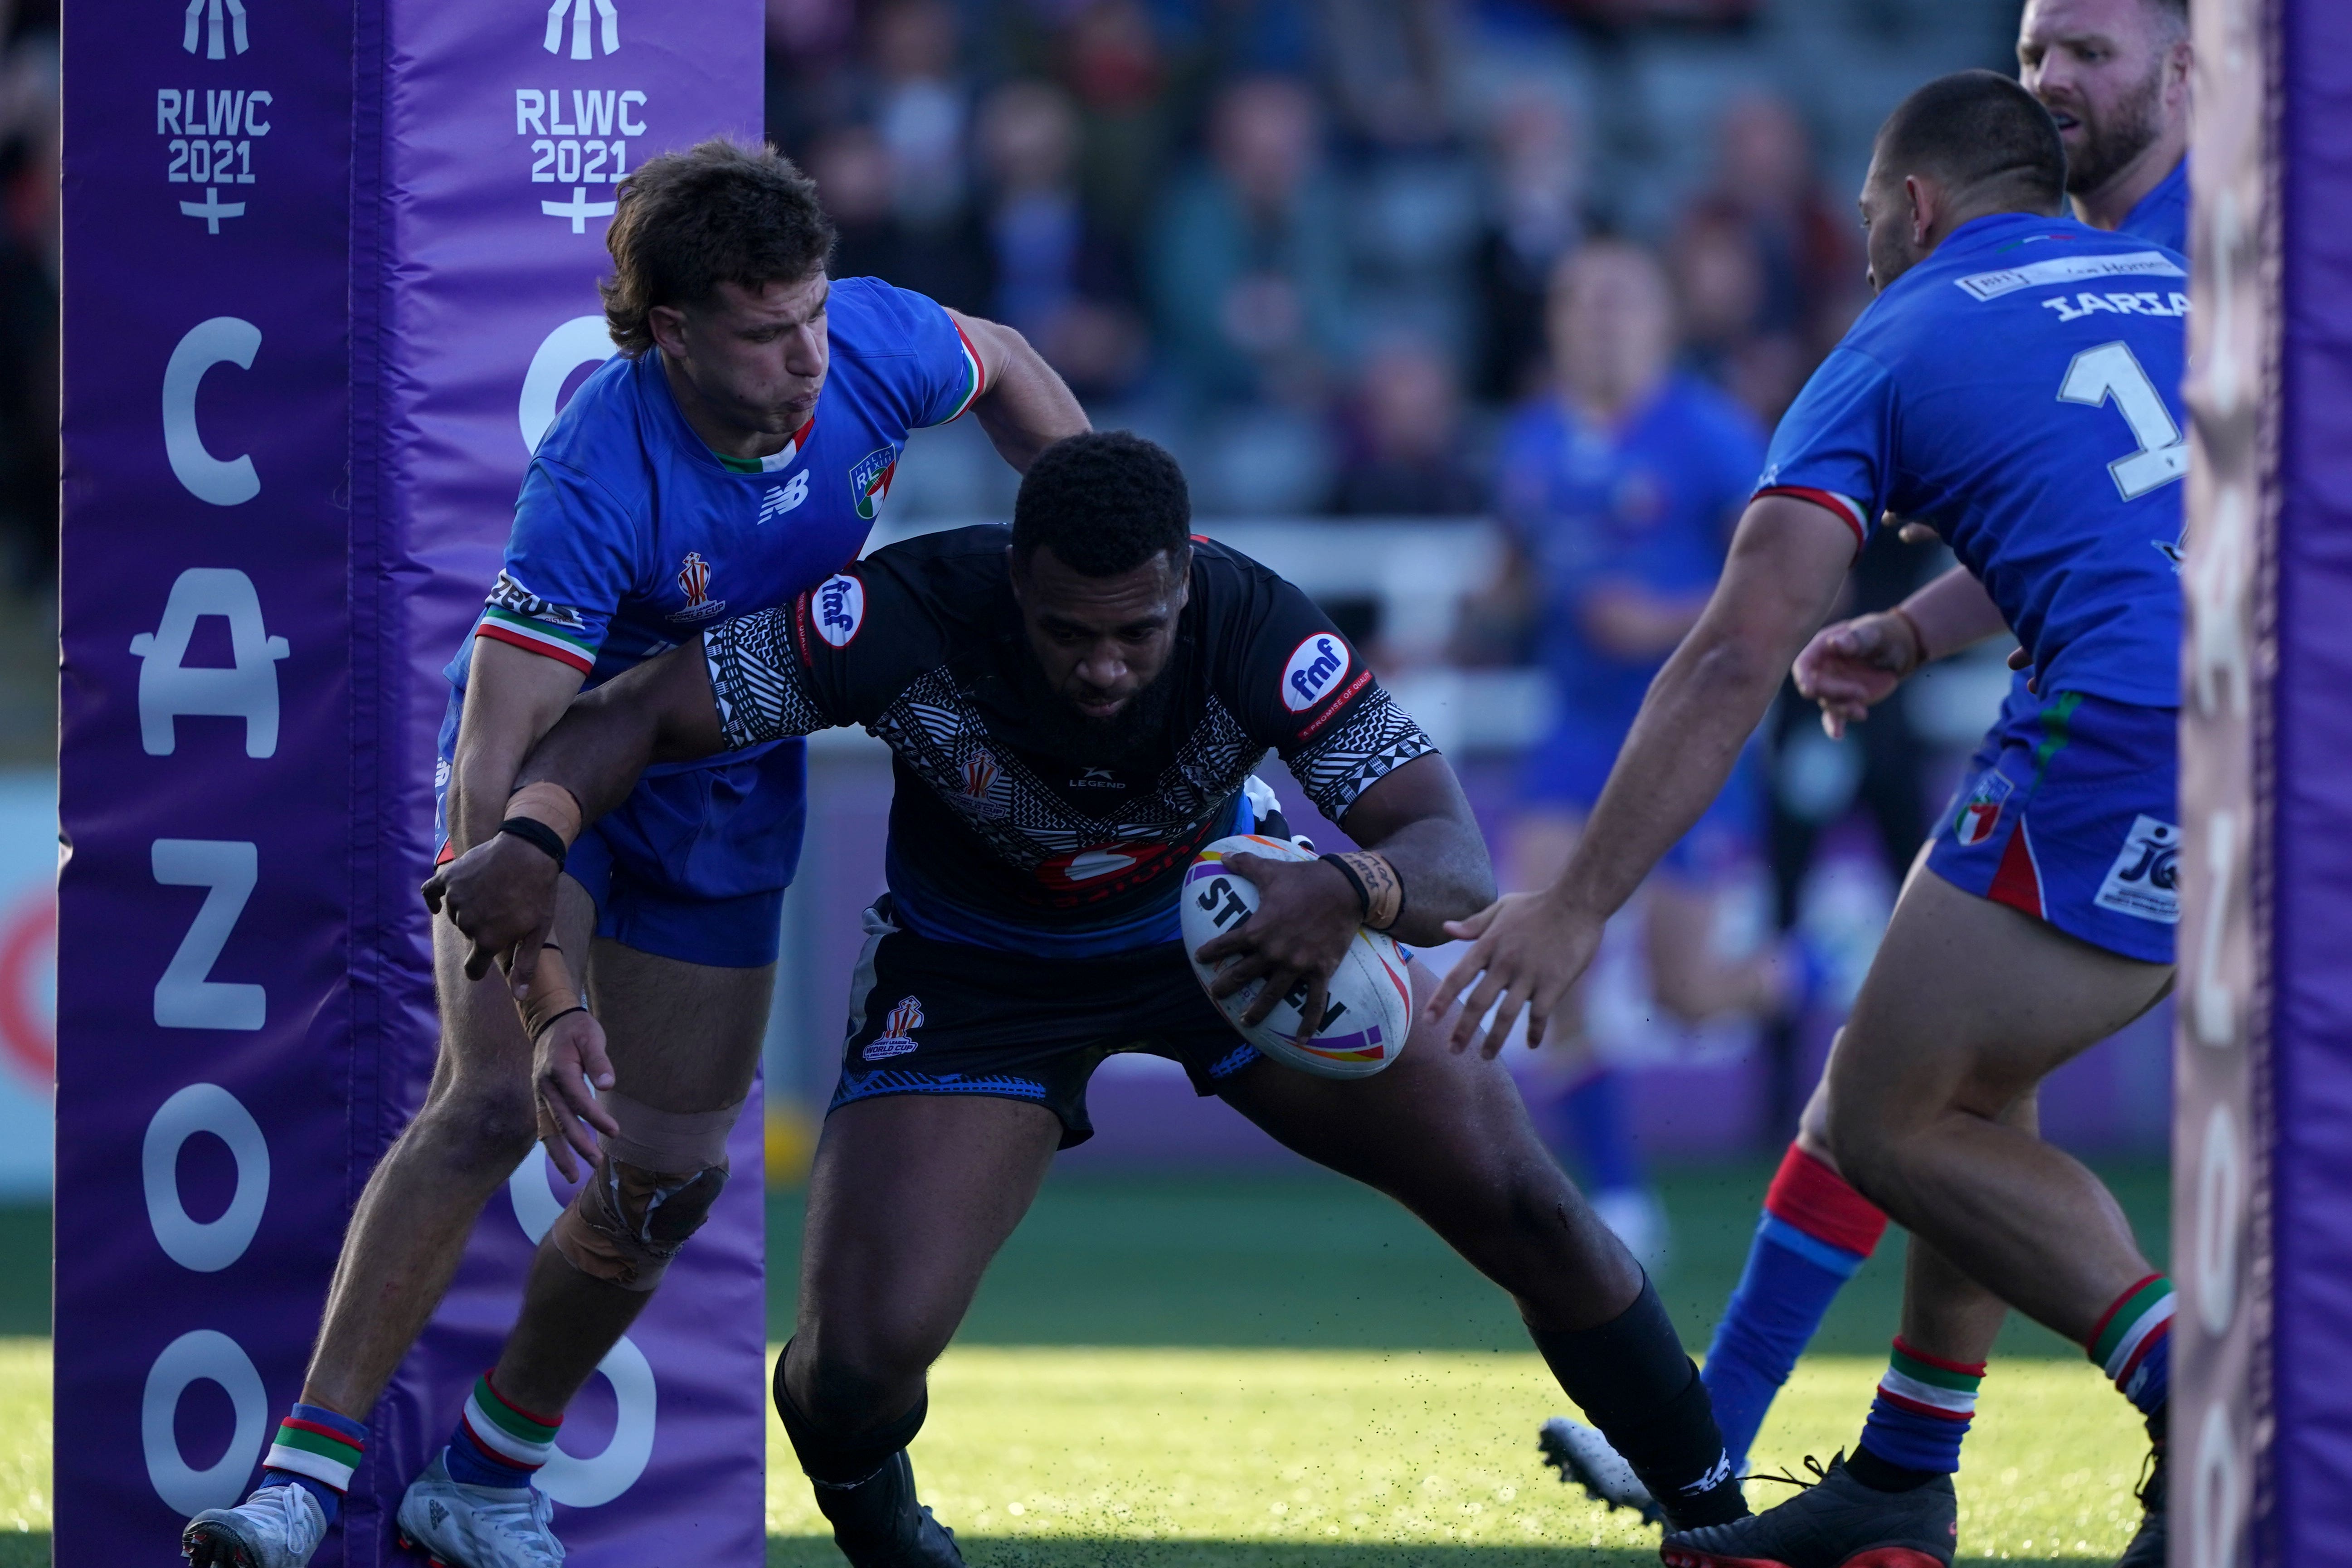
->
[796,1093,1063,1369]
[585,939,773,1111]
[427,872,597,1103]
[1827,865,2170,1140]
[1220,964,1558,1205]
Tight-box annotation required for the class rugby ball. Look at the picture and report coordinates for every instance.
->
[1180,834,1414,1079]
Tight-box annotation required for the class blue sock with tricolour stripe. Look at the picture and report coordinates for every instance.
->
[261,1402,369,1524]
[444,1371,563,1491]
[1855,1338,1985,1480]
[1701,1143,1889,1471]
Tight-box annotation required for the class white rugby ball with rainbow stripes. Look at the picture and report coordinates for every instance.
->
[1180,833,1413,1079]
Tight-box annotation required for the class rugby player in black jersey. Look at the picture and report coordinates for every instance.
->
[426,432,1749,1563]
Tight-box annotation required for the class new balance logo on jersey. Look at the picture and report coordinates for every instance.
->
[1281,634,1351,713]
[1953,771,2014,847]
[667,552,728,623]
[862,995,924,1059]
[760,471,809,523]
[2095,814,2180,924]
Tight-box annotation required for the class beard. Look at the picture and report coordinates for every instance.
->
[1027,659,1183,768]
[2062,59,2167,196]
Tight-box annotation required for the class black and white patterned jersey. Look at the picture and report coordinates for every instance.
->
[702,526,1436,955]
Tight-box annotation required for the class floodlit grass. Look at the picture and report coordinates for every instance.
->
[0,1339,46,1566]
[764,1346,2150,1566]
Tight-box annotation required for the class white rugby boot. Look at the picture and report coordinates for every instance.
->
[1539,1415,1663,1526]
[394,1451,565,1568]
[181,1480,329,1568]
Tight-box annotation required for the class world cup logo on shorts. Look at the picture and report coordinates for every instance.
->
[862,995,924,1059]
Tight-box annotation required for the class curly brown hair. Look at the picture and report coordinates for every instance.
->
[599,138,836,357]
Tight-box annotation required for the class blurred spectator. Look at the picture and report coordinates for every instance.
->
[1315,0,1456,151]
[1472,89,1587,403]
[1673,93,1863,420]
[1058,0,1178,243]
[974,79,1149,400]
[0,25,51,592]
[808,126,900,282]
[1327,337,1484,516]
[861,0,991,311]
[1149,76,1353,409]
[765,0,860,151]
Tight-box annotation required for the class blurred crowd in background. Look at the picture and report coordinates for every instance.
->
[0,0,53,600]
[766,0,2015,517]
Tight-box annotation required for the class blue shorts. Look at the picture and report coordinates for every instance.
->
[1519,723,1761,883]
[435,696,805,969]
[1925,689,2178,964]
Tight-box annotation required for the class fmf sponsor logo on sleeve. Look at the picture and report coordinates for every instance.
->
[1281,634,1351,713]
[2094,814,2180,924]
[814,573,865,648]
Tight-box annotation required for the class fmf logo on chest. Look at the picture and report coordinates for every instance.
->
[813,573,864,648]
[1281,634,1351,713]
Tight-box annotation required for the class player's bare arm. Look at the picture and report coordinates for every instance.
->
[947,307,1091,472]
[1429,495,1856,1054]
[1796,562,2011,736]
[1196,752,1494,1030]
[425,637,729,978]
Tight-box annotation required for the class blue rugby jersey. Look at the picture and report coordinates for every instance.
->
[1495,373,1764,732]
[445,275,984,697]
[1758,212,2187,708]
[2118,157,2187,253]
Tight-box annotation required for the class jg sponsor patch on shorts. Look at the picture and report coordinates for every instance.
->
[2093,814,2180,924]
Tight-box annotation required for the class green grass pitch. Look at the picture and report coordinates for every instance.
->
[0,1160,2166,1563]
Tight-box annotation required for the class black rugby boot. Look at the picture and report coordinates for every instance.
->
[1660,1454,1956,1568]
[2113,1437,2165,1568]
[811,1448,965,1568]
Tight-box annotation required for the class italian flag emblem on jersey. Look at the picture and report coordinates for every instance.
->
[851,444,900,522]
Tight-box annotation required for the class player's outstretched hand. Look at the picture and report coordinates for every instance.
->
[1427,890,1605,1057]
[534,1008,619,1181]
[422,834,564,984]
[1791,610,1923,739]
[1194,850,1360,1032]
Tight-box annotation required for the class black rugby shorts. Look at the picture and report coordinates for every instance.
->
[831,896,1264,1149]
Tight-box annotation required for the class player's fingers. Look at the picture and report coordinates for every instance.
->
[2007,645,2031,671]
[420,872,446,914]
[545,1064,607,1162]
[1819,706,1846,740]
[1479,986,1529,1059]
[1239,964,1299,1027]
[1448,969,1506,1051]
[1221,850,1270,886]
[509,931,545,1001]
[1439,900,1500,944]
[1897,521,1938,545]
[1209,950,1273,1002]
[1427,943,1485,1024]
[537,1099,582,1185]
[1298,976,1331,1037]
[463,938,498,983]
[578,1023,619,1100]
[1524,997,1550,1051]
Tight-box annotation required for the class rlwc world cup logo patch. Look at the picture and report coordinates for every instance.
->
[1952,770,2014,847]
[958,748,1007,818]
[667,551,728,623]
[862,995,924,1059]
[850,446,901,522]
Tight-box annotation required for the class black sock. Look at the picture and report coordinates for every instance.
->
[1845,1442,1941,1493]
[773,1339,929,1487]
[1529,1275,1748,1529]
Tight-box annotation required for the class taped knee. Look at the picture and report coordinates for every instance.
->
[774,1343,930,1487]
[551,1091,744,1291]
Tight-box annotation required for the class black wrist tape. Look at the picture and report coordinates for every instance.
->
[499,816,568,871]
[1321,853,1372,920]
[530,1004,589,1042]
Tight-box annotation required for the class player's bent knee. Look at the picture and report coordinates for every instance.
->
[415,1087,539,1176]
[550,1091,743,1291]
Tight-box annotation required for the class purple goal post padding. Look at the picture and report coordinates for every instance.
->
[59,3,764,1563]
[2177,0,2352,1560]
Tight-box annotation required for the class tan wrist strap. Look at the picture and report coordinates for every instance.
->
[1330,850,1405,931]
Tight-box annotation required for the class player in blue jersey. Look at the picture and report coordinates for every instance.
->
[1533,0,2200,1534]
[183,141,1088,1568]
[1434,73,2183,1567]
[1541,0,2195,1538]
[1482,240,1789,1268]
